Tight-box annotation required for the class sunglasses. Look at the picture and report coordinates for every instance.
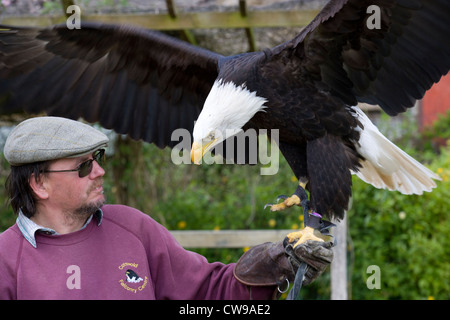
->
[42,149,105,178]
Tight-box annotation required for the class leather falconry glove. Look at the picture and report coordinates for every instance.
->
[234,215,334,295]
[233,240,333,292]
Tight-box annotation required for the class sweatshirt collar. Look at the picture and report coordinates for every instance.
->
[16,208,103,248]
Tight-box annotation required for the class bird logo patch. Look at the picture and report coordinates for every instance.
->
[125,269,143,283]
[118,262,148,293]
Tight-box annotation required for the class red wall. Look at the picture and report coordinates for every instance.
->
[421,74,450,129]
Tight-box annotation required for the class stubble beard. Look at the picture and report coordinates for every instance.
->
[73,198,105,216]
[66,198,105,227]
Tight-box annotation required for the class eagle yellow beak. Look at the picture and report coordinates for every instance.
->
[191,141,203,165]
[191,140,217,164]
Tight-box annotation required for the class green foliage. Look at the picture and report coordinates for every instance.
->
[41,0,63,15]
[422,110,450,152]
[349,143,450,299]
[423,110,450,140]
[41,0,131,15]
[0,154,15,231]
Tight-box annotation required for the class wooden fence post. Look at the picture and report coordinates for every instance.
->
[331,214,348,300]
[60,0,75,17]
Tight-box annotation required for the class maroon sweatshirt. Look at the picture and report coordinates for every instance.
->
[0,204,274,300]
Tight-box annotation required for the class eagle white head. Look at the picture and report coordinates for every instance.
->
[191,79,267,164]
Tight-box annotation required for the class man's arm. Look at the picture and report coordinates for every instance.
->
[140,214,275,299]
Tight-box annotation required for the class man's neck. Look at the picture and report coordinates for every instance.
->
[31,207,90,235]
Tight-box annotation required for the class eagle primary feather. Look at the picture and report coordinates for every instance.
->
[0,0,448,222]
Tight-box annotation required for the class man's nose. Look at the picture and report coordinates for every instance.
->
[90,159,105,178]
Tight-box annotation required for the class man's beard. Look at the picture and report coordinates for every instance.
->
[66,180,106,226]
[73,198,105,217]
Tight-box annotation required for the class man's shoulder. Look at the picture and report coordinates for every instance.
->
[102,204,147,218]
[0,224,21,255]
[100,204,161,235]
[0,224,21,242]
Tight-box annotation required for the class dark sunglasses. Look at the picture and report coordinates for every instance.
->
[41,149,105,178]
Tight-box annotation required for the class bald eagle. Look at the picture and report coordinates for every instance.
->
[0,0,447,245]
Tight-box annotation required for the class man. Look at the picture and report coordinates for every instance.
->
[0,116,333,300]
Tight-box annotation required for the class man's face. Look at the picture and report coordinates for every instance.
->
[43,151,106,217]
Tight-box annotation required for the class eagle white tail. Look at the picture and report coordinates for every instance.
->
[352,106,440,195]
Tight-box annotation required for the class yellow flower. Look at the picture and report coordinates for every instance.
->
[268,218,277,228]
[291,223,299,230]
[243,246,250,253]
[427,296,435,300]
[291,175,298,183]
[213,225,221,231]
[177,221,187,229]
[436,168,444,175]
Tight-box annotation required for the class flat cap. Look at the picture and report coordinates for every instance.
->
[4,117,109,166]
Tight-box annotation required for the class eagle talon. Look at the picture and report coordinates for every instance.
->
[267,194,301,212]
[286,226,325,248]
[267,181,310,213]
[276,195,289,203]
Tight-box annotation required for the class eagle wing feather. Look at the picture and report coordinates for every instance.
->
[281,0,450,115]
[0,22,223,148]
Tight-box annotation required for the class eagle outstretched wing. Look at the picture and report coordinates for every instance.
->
[0,22,222,147]
[270,0,449,116]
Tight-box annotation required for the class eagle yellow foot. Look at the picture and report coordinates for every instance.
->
[266,194,301,212]
[264,182,309,213]
[286,226,326,248]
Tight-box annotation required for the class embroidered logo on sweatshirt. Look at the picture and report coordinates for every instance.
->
[125,269,143,283]
[118,262,148,293]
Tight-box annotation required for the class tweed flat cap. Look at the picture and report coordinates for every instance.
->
[4,117,109,166]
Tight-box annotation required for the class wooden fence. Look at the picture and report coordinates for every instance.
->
[170,229,294,248]
[1,0,319,50]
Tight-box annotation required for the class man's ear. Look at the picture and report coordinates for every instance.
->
[29,173,49,200]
